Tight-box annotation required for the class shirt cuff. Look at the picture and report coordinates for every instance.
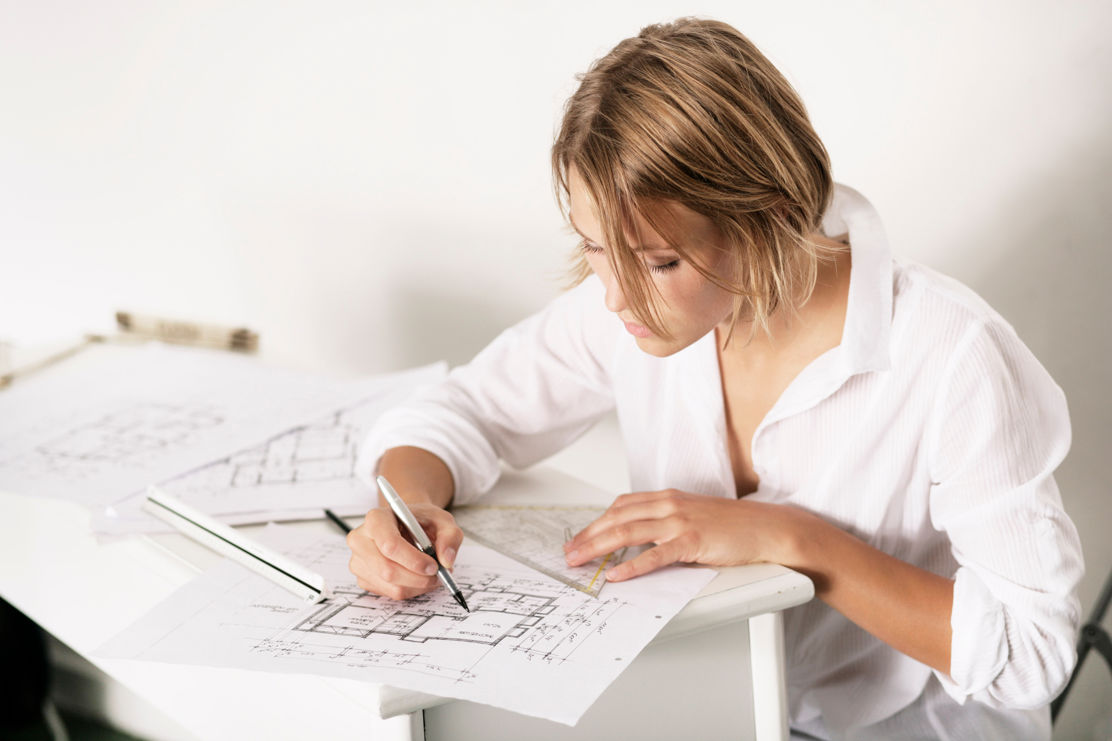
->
[356,409,502,507]
[935,566,1009,704]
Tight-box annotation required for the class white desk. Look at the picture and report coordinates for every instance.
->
[1,465,812,740]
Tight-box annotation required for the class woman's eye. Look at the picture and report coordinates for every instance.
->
[580,239,678,275]
[647,260,680,274]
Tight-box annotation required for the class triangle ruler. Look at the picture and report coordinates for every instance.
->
[451,504,628,597]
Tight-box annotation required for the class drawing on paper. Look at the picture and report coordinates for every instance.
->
[33,403,224,473]
[94,367,449,532]
[0,342,413,509]
[169,410,359,492]
[246,538,630,684]
[294,577,551,644]
[95,526,717,726]
[148,401,385,519]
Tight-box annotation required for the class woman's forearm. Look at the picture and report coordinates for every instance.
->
[782,511,954,676]
[376,446,455,509]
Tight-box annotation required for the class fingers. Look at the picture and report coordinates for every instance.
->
[349,550,439,600]
[565,495,683,560]
[608,489,678,508]
[605,540,689,582]
[566,513,686,568]
[567,490,682,545]
[420,507,465,570]
[346,509,441,600]
[365,509,440,576]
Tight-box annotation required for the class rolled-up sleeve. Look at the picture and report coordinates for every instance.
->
[357,278,616,505]
[927,318,1084,709]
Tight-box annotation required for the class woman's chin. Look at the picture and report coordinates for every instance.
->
[632,334,688,358]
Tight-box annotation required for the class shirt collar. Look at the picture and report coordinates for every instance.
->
[821,183,893,376]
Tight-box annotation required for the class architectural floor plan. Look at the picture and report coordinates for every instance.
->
[98,526,715,725]
[33,403,225,473]
[91,363,446,533]
[0,343,373,508]
[153,401,381,516]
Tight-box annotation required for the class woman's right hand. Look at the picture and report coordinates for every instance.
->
[346,501,464,601]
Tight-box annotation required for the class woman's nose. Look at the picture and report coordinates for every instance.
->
[602,269,628,313]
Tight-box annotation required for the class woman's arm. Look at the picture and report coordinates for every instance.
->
[350,282,617,600]
[787,510,953,675]
[564,491,954,675]
[377,445,455,509]
[357,279,617,509]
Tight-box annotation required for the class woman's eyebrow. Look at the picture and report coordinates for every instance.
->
[567,212,673,252]
[567,213,593,241]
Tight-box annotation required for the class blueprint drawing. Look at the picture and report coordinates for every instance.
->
[0,343,383,508]
[97,526,715,725]
[92,363,446,533]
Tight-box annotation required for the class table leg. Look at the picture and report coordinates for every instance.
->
[404,709,424,741]
[749,611,788,741]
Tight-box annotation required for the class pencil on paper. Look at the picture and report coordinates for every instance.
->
[323,508,353,534]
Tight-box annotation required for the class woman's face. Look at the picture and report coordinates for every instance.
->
[567,169,737,358]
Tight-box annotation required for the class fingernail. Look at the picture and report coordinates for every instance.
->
[566,549,579,563]
[443,547,456,569]
[605,568,620,581]
[424,563,438,576]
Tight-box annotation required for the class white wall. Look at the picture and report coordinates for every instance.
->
[2,1,1109,737]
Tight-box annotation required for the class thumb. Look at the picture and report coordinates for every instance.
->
[422,508,464,570]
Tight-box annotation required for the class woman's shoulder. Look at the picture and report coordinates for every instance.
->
[892,259,1020,343]
[889,260,1059,394]
[895,261,997,320]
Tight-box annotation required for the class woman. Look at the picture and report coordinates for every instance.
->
[348,18,1083,738]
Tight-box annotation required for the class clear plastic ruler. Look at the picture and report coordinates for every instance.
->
[451,504,627,597]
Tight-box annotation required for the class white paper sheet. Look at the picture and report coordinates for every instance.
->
[97,524,716,726]
[91,363,446,534]
[0,341,445,511]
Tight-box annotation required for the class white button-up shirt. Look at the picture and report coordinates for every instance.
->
[360,184,1083,738]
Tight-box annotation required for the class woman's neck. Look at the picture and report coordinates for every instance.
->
[718,233,852,366]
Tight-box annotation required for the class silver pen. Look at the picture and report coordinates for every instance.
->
[376,475,470,612]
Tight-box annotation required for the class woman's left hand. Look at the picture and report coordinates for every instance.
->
[564,489,810,582]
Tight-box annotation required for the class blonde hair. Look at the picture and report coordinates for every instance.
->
[552,17,836,342]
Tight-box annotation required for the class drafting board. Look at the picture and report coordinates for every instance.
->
[451,505,627,597]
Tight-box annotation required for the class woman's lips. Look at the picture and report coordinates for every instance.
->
[623,320,652,338]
